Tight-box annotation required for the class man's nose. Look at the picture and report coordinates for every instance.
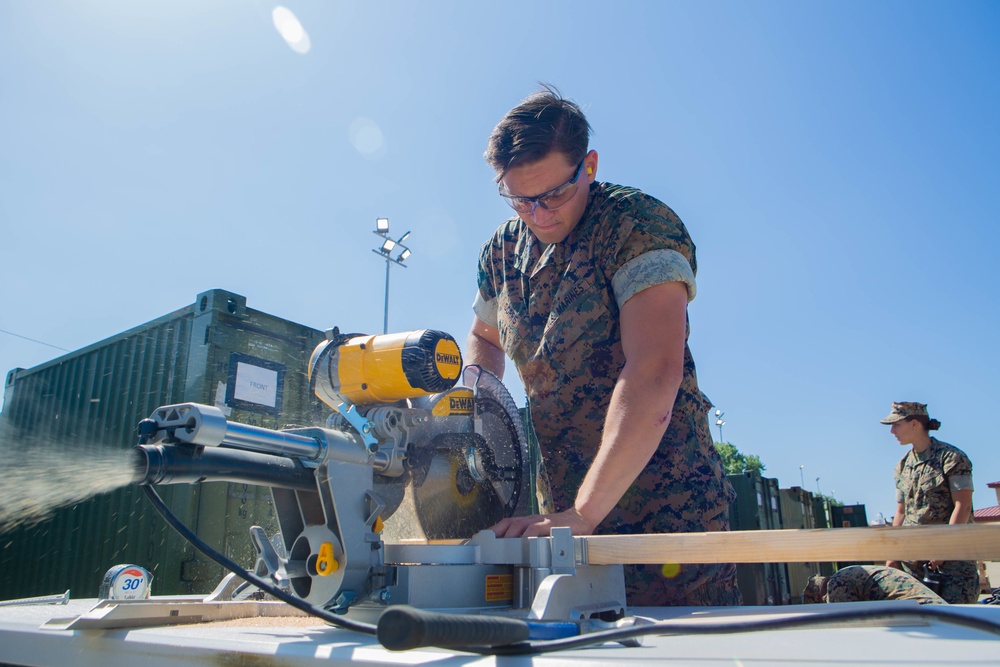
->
[528,201,554,223]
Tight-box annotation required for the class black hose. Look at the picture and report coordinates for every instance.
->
[477,604,1000,655]
[140,485,378,635]
[131,445,316,490]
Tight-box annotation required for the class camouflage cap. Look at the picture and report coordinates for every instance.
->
[880,401,928,424]
[802,574,828,604]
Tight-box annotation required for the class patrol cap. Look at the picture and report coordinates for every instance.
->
[880,401,929,425]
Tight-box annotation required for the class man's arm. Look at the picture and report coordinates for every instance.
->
[492,280,688,538]
[466,316,505,380]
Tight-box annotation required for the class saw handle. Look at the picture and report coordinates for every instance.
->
[377,605,530,650]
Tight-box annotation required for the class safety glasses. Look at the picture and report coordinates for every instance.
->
[499,160,585,217]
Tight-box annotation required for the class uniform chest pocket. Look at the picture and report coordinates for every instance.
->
[918,469,946,494]
[538,275,610,356]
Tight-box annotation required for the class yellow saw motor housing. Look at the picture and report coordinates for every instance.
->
[310,329,462,407]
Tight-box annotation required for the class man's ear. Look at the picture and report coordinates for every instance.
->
[584,150,598,183]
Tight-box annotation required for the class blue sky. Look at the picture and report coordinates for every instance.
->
[2,1,998,522]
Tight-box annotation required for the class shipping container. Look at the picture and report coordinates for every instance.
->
[779,487,823,603]
[831,503,869,528]
[811,496,836,576]
[0,289,326,598]
[761,476,791,604]
[812,495,830,528]
[727,472,766,531]
[727,472,791,605]
[829,504,873,569]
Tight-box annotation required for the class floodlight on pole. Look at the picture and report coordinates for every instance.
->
[714,409,725,443]
[371,218,413,334]
[799,465,805,488]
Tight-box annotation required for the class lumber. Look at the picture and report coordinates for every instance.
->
[582,524,1000,564]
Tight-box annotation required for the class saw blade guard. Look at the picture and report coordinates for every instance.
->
[381,365,532,541]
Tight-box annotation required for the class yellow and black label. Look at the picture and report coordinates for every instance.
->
[431,388,475,416]
[433,338,462,380]
[312,329,462,406]
[484,574,513,602]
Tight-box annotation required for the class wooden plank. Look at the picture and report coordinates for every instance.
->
[583,524,1000,564]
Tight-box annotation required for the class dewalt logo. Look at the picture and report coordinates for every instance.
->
[435,352,460,366]
[449,397,474,412]
[433,338,462,380]
[433,390,474,416]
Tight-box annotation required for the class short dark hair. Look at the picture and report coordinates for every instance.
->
[484,84,592,181]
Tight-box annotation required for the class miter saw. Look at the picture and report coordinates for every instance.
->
[130,328,627,625]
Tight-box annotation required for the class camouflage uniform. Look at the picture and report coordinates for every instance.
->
[474,182,739,606]
[803,565,946,605]
[893,436,979,604]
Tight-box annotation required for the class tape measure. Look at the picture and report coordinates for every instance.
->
[99,564,153,600]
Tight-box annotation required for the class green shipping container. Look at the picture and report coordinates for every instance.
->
[727,472,791,606]
[779,487,822,603]
[811,497,836,576]
[831,504,869,528]
[0,289,326,599]
[829,504,872,569]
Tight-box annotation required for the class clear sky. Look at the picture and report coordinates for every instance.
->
[2,1,998,522]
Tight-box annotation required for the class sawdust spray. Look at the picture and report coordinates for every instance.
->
[0,420,135,532]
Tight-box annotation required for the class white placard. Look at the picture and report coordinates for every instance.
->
[233,361,278,407]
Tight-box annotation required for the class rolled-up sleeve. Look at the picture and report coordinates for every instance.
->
[949,475,974,492]
[472,290,498,328]
[611,248,697,308]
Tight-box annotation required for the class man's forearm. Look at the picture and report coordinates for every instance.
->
[465,325,505,379]
[573,360,682,530]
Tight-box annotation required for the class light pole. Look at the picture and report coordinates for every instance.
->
[371,217,412,334]
[799,465,805,488]
[714,409,725,443]
[815,477,822,495]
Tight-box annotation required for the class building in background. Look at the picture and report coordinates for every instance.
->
[0,289,326,598]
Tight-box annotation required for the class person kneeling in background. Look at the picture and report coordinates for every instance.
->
[803,565,946,605]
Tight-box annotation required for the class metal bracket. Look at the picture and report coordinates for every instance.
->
[550,527,576,574]
[335,402,378,452]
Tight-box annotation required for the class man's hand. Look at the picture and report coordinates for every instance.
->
[490,509,595,538]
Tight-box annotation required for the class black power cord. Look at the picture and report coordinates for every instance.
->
[141,485,377,635]
[478,605,1000,656]
[143,485,1000,655]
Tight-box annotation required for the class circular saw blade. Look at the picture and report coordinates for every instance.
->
[472,396,525,518]
[410,389,529,540]
[411,443,506,540]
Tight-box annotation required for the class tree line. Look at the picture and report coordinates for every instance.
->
[714,441,841,506]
